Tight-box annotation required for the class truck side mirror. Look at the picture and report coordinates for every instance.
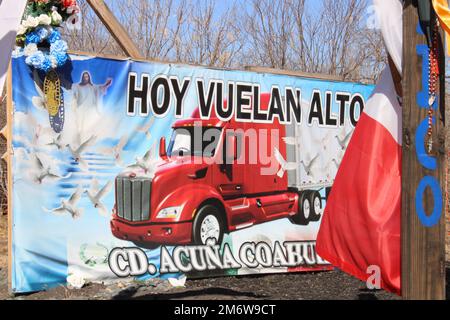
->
[159,137,168,160]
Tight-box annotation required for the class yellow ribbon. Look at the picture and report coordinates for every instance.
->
[432,0,450,56]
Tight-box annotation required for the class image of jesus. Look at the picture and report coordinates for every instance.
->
[72,71,112,113]
[71,71,113,142]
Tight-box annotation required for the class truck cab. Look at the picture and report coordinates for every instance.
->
[111,94,323,247]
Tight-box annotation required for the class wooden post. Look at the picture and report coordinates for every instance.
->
[85,0,143,59]
[5,63,13,291]
[402,0,446,300]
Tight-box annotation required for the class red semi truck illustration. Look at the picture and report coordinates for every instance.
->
[111,93,347,248]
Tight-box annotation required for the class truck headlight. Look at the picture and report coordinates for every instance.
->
[156,206,182,219]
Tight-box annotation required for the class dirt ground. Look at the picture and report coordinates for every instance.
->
[2,270,403,301]
[0,215,407,300]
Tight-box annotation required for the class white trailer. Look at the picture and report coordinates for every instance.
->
[282,103,356,224]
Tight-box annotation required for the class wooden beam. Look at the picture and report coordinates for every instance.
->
[85,0,143,59]
[6,62,13,292]
[66,50,356,84]
[402,0,446,300]
[244,66,344,82]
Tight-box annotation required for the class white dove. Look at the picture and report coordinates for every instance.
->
[312,130,334,151]
[43,187,84,219]
[33,124,54,146]
[15,112,53,146]
[98,134,129,167]
[127,143,159,175]
[66,135,97,170]
[300,153,319,176]
[273,147,297,178]
[47,133,65,150]
[28,153,72,184]
[136,117,155,140]
[85,179,113,217]
[335,130,353,150]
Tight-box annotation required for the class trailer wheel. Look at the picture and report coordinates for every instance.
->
[193,204,225,245]
[132,242,160,250]
[290,191,311,225]
[309,191,322,221]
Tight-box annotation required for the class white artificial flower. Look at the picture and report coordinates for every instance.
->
[66,273,86,290]
[23,43,38,56]
[17,24,27,36]
[20,18,28,28]
[38,14,52,26]
[24,16,39,28]
[51,11,62,25]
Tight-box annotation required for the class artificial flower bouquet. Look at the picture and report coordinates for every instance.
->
[14,0,81,72]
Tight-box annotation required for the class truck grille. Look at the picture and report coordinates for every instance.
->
[116,176,151,222]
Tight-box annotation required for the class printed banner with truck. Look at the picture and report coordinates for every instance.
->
[9,53,374,293]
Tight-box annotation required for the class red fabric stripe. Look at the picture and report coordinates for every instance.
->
[316,112,401,295]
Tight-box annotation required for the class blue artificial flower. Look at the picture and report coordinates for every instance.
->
[54,52,69,66]
[35,26,49,41]
[25,51,46,69]
[25,31,41,45]
[47,29,62,43]
[50,39,68,55]
[41,57,52,72]
[22,26,70,71]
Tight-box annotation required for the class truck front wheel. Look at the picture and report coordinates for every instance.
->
[192,205,225,245]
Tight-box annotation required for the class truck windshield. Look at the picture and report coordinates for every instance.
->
[167,127,222,157]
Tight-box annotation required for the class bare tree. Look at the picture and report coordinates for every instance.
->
[62,0,384,82]
[309,0,384,81]
[180,0,243,67]
[240,0,298,69]
[240,0,385,82]
[115,0,188,60]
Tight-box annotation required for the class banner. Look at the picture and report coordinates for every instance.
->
[10,53,374,293]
